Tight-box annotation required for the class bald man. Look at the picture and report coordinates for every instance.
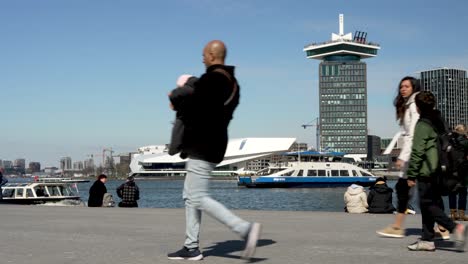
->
[167,40,261,261]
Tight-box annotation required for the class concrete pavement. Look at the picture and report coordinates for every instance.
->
[0,205,466,264]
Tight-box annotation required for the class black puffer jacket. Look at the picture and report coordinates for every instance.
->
[367,182,395,214]
[88,180,107,207]
[177,64,240,164]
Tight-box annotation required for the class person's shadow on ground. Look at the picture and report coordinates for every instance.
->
[203,239,276,262]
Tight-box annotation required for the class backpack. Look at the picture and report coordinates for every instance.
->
[420,118,468,195]
[102,193,116,207]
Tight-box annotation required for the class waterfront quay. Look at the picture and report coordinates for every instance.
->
[1,205,466,264]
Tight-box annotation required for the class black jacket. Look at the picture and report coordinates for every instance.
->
[172,64,240,163]
[88,180,107,207]
[367,182,395,214]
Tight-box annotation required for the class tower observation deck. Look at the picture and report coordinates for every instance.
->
[303,14,380,156]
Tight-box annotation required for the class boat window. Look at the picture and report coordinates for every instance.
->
[340,170,349,177]
[297,170,304,176]
[352,170,359,176]
[15,189,24,198]
[2,189,14,198]
[361,171,373,177]
[307,170,318,176]
[281,170,294,176]
[318,170,326,176]
[61,186,71,196]
[331,170,339,176]
[47,186,60,197]
[26,189,34,198]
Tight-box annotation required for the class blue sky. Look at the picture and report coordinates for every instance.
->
[1,0,468,167]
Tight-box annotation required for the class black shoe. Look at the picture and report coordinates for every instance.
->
[241,222,262,260]
[167,247,203,260]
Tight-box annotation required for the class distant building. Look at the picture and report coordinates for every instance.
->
[28,162,41,173]
[367,135,381,161]
[2,160,13,169]
[60,157,72,171]
[73,161,84,171]
[304,14,380,154]
[420,68,468,129]
[14,159,26,170]
[84,158,95,170]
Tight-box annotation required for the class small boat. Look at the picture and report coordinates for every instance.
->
[0,178,89,205]
[237,161,377,188]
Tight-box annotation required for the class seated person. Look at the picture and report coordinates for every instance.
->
[367,177,396,214]
[344,183,368,213]
[35,187,47,197]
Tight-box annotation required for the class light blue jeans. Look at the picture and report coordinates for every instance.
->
[183,159,250,249]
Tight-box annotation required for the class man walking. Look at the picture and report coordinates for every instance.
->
[167,40,261,261]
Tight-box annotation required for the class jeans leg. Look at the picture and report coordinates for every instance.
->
[183,159,250,249]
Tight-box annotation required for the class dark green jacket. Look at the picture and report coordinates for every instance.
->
[406,121,439,180]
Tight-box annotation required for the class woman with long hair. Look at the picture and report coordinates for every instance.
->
[377,76,421,238]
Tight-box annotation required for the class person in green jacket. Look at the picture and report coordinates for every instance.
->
[406,91,467,252]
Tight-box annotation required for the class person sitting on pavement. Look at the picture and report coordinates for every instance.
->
[116,176,140,208]
[344,183,368,213]
[367,177,396,214]
[88,174,108,207]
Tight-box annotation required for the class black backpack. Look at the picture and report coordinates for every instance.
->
[420,118,468,195]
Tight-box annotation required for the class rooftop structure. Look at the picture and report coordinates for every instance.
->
[304,14,380,60]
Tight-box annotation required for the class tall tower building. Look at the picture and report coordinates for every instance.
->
[303,14,380,154]
[420,68,468,129]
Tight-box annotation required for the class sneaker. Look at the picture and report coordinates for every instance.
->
[167,247,203,260]
[408,240,436,251]
[434,226,450,240]
[241,222,262,260]
[376,225,405,238]
[453,224,467,252]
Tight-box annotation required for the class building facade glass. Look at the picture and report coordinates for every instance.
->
[319,59,367,154]
[420,69,468,129]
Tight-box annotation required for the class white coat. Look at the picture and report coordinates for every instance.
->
[344,184,368,214]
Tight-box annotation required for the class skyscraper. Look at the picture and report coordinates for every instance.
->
[304,14,380,155]
[420,68,468,129]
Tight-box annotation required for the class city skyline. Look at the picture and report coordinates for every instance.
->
[2,1,468,166]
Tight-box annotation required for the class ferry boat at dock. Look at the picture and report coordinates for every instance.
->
[237,161,377,188]
[0,178,89,205]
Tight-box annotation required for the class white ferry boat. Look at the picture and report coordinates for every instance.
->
[237,161,377,188]
[0,178,89,205]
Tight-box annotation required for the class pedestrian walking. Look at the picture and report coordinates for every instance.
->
[377,76,421,237]
[166,40,261,261]
[406,91,467,252]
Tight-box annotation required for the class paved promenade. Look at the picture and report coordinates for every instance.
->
[1,205,466,264]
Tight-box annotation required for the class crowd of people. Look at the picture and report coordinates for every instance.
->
[344,76,468,252]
